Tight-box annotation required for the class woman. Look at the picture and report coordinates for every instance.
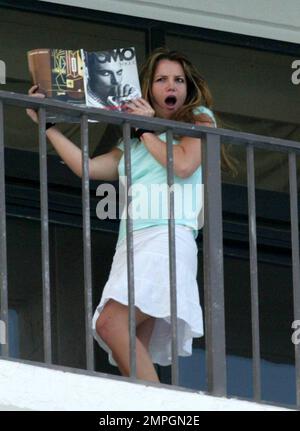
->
[27,47,220,383]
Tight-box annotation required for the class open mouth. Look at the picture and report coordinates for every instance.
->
[164,96,177,106]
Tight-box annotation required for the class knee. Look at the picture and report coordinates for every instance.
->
[95,300,129,344]
[96,312,125,344]
[96,314,112,343]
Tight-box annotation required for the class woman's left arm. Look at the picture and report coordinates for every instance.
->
[125,98,213,178]
[141,115,214,178]
[141,133,200,178]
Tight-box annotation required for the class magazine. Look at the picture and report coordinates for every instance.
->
[27,47,141,122]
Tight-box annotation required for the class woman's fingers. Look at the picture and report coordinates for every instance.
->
[28,84,39,95]
[28,85,46,101]
[26,85,46,124]
[128,98,146,107]
[137,98,151,107]
[125,98,155,117]
[31,93,46,99]
[28,85,46,98]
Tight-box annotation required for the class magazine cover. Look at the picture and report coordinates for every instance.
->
[27,48,85,102]
[28,48,85,122]
[27,46,141,121]
[81,47,141,111]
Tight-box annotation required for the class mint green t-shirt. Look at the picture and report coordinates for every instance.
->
[116,106,216,246]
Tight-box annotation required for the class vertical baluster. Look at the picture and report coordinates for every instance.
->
[166,129,178,385]
[202,133,226,396]
[0,101,9,357]
[81,114,94,371]
[123,122,136,379]
[288,151,300,408]
[246,144,261,401]
[38,108,52,364]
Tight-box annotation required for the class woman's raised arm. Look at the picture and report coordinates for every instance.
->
[45,127,122,180]
[26,85,122,181]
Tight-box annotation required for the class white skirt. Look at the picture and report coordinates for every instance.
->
[92,225,204,367]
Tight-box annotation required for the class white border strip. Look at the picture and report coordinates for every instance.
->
[0,359,291,411]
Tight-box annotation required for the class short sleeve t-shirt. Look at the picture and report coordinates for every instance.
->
[116,106,216,246]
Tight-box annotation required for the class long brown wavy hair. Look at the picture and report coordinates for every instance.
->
[139,47,237,175]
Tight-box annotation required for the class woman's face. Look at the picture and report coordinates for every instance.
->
[151,59,187,119]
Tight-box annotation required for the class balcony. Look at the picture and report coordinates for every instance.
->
[0,90,299,411]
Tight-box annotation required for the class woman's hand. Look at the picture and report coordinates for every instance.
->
[26,85,46,124]
[124,98,155,117]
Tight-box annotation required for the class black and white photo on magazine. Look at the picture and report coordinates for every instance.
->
[82,47,141,111]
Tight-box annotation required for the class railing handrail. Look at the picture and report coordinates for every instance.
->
[1,90,300,152]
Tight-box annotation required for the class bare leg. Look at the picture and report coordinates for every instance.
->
[136,317,155,350]
[96,299,159,383]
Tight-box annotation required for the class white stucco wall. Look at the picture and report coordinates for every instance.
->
[38,0,300,44]
[0,359,293,411]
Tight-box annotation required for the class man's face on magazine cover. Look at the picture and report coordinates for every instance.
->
[90,55,123,100]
